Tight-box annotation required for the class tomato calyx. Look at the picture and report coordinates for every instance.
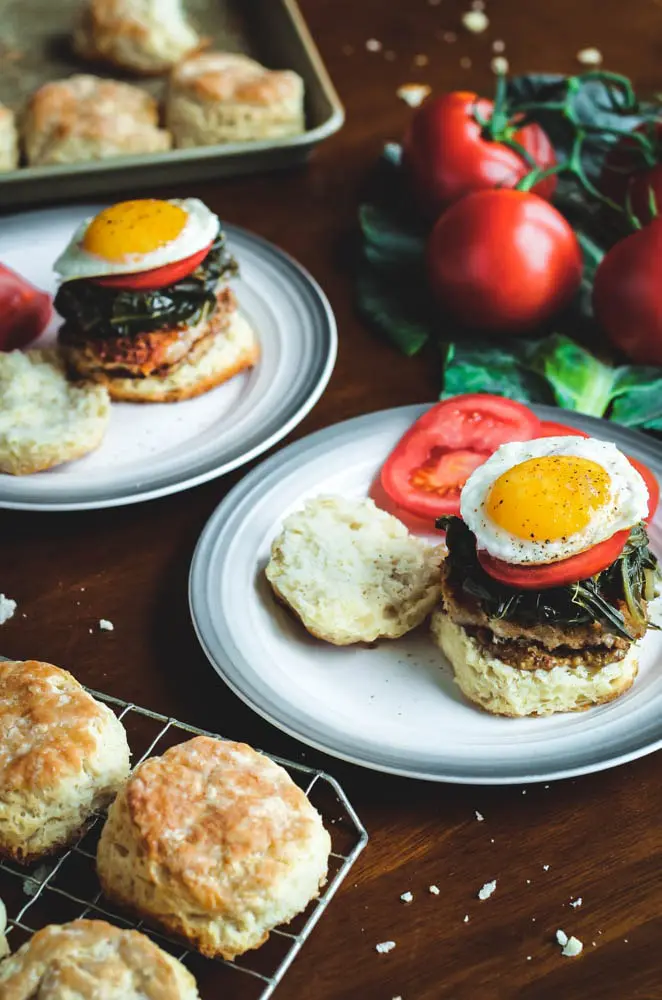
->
[471,70,540,171]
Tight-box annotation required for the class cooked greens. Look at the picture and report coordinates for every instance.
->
[438,516,659,641]
[55,232,238,341]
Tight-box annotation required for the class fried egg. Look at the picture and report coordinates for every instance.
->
[54,198,220,281]
[460,436,649,565]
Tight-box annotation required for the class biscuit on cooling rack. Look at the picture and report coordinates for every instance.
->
[0,660,131,863]
[96,735,331,959]
[0,919,200,999]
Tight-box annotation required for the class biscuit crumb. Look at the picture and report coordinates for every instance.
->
[376,940,396,954]
[396,84,431,107]
[477,880,496,900]
[493,39,506,52]
[99,619,114,631]
[562,936,583,957]
[577,47,602,65]
[570,897,583,908]
[400,891,413,903]
[0,594,16,625]
[414,54,429,67]
[462,10,489,33]
[543,865,550,871]
[475,810,484,821]
[460,56,472,69]
[463,914,470,923]
[491,56,509,74]
[443,31,457,43]
[366,39,382,52]
[556,929,568,946]
[429,884,440,895]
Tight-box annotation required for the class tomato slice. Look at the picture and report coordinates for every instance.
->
[89,243,213,290]
[380,394,541,519]
[478,529,630,590]
[0,264,52,350]
[536,421,589,439]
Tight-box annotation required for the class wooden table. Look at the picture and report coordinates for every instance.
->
[2,1,661,997]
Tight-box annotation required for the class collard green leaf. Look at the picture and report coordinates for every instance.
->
[358,204,426,269]
[440,339,554,405]
[525,334,619,416]
[355,262,431,356]
[609,366,662,427]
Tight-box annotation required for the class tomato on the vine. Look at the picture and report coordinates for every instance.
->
[600,121,662,225]
[593,217,662,365]
[427,189,583,333]
[402,91,557,219]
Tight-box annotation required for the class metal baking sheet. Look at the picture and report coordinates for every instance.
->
[0,0,344,209]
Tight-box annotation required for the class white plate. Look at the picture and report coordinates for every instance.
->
[0,205,336,510]
[190,403,662,785]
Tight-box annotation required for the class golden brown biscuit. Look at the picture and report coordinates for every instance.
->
[0,919,200,999]
[97,736,331,958]
[167,52,305,146]
[0,103,18,171]
[0,660,130,863]
[22,75,171,167]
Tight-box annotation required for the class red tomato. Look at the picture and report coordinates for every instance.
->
[427,190,583,333]
[90,243,212,290]
[536,421,589,438]
[380,394,541,519]
[402,91,557,219]
[593,217,662,364]
[0,264,52,350]
[478,529,630,590]
[600,121,662,226]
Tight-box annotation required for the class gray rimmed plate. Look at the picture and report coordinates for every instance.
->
[0,205,336,510]
[189,403,662,784]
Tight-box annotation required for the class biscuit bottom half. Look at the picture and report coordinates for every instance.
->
[431,612,640,718]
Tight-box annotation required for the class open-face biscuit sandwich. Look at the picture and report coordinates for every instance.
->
[22,75,171,167]
[167,52,305,146]
[0,919,200,999]
[266,495,445,644]
[96,735,331,959]
[54,198,258,402]
[432,435,660,717]
[74,0,202,75]
[0,660,130,863]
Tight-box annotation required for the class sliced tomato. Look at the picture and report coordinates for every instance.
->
[628,455,660,522]
[536,421,589,439]
[90,243,213,290]
[478,530,630,590]
[380,394,541,519]
[0,264,52,350]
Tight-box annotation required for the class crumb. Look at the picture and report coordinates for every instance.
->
[366,39,382,52]
[99,619,114,631]
[526,956,532,961]
[532,918,536,922]
[460,56,472,68]
[544,784,550,789]
[443,31,457,43]
[376,941,396,954]
[624,938,629,943]
[562,936,583,957]
[491,55,509,74]
[492,39,506,52]
[462,10,489,33]
[475,810,484,822]
[477,880,496,900]
[21,613,27,618]
[396,83,431,107]
[400,891,413,903]
[414,54,429,67]
[556,929,568,947]
[384,50,396,61]
[577,47,602,65]
[490,838,495,843]
[429,884,440,895]
[0,594,17,625]
[543,865,550,872]
[89,628,93,634]
[342,44,354,55]
[81,587,85,591]
[592,941,597,947]
[463,914,470,923]
[570,898,583,908]
[526,879,531,884]
[22,863,53,897]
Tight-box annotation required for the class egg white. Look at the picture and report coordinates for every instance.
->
[460,436,650,565]
[53,198,220,281]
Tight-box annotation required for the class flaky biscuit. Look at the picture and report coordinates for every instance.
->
[0,103,18,171]
[96,736,331,959]
[0,919,199,999]
[167,52,305,146]
[0,661,130,863]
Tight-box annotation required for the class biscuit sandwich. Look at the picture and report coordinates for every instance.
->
[53,198,258,402]
[431,435,660,717]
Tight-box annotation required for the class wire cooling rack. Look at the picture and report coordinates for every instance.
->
[0,690,368,999]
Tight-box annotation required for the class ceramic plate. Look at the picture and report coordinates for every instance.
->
[0,205,336,510]
[189,403,662,785]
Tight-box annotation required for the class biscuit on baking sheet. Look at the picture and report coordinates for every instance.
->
[265,496,445,645]
[0,103,18,171]
[0,350,110,475]
[74,0,202,75]
[0,919,200,999]
[22,75,171,167]
[96,736,331,959]
[0,660,130,863]
[167,52,305,146]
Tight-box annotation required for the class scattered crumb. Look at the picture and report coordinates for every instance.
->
[577,47,602,65]
[556,930,568,947]
[429,885,440,895]
[521,789,527,795]
[462,9,489,33]
[99,619,114,631]
[443,31,457,43]
[544,785,550,789]
[543,865,550,872]
[89,628,93,634]
[624,938,629,943]
[366,39,382,52]
[477,880,496,900]
[562,936,584,958]
[491,55,509,74]
[414,54,429,67]
[526,879,531,884]
[463,914,470,923]
[342,44,354,55]
[592,941,597,947]
[526,956,532,961]
[570,898,583,908]
[0,594,17,625]
[490,838,495,844]
[492,39,506,52]
[396,83,431,107]
[460,56,472,68]
[532,918,536,922]
[376,941,396,954]
[384,50,396,61]
[400,891,413,903]
[22,864,53,898]
[21,613,26,618]
[475,810,484,822]
[81,587,85,591]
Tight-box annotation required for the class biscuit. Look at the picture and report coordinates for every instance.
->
[167,52,305,146]
[266,496,445,645]
[0,104,18,171]
[0,349,111,475]
[22,75,171,167]
[0,660,131,863]
[96,736,331,959]
[0,919,200,999]
[431,613,640,717]
[74,0,202,75]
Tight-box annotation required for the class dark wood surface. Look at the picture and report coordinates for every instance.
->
[2,1,662,997]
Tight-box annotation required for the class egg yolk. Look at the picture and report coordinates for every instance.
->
[486,456,611,541]
[82,200,188,261]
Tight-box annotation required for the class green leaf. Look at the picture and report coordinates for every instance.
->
[441,339,554,405]
[526,334,618,416]
[609,366,662,426]
[355,263,431,356]
[358,204,425,268]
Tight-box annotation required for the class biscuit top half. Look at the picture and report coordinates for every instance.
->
[171,53,303,105]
